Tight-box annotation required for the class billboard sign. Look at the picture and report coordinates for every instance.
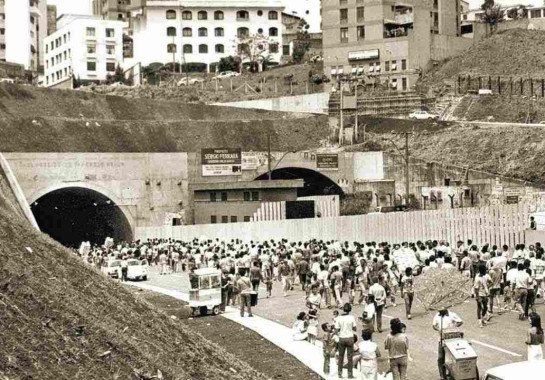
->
[348,49,380,61]
[201,148,242,176]
[316,154,339,170]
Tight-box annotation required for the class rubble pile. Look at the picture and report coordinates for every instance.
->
[413,269,473,311]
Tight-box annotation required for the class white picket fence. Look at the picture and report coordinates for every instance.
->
[135,203,535,246]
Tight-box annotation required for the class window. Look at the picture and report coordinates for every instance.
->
[183,27,192,37]
[210,192,217,202]
[340,8,348,23]
[340,27,348,43]
[63,34,67,43]
[283,44,290,55]
[244,216,251,222]
[531,9,542,18]
[214,27,224,37]
[402,77,407,91]
[198,10,207,20]
[340,0,347,5]
[269,43,278,53]
[182,10,192,20]
[221,192,227,201]
[198,27,207,37]
[401,59,407,70]
[199,44,208,53]
[106,44,115,55]
[221,216,228,223]
[257,10,263,16]
[357,6,364,21]
[269,27,278,37]
[357,25,365,40]
[87,61,96,71]
[166,9,176,19]
[237,10,249,20]
[243,192,251,201]
[251,191,259,201]
[167,43,177,53]
[210,215,217,223]
[183,44,193,53]
[258,28,263,34]
[106,28,115,38]
[268,11,278,20]
[214,11,224,20]
[87,43,96,54]
[86,27,95,37]
[215,44,224,53]
[237,27,249,38]
[167,27,176,36]
[391,60,397,71]
[230,216,237,223]
[106,62,116,72]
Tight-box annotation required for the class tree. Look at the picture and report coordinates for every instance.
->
[480,0,504,33]
[291,20,311,64]
[218,56,240,73]
[235,32,271,73]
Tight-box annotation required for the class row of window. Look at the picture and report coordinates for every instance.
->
[339,7,365,23]
[332,60,408,75]
[46,32,70,53]
[340,25,417,43]
[209,191,260,202]
[210,215,252,224]
[165,26,278,37]
[86,60,118,72]
[87,27,116,38]
[46,66,70,85]
[165,9,278,21]
[47,49,71,68]
[86,42,116,55]
[167,43,279,54]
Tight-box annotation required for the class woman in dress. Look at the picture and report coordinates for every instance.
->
[359,329,381,380]
[526,312,544,361]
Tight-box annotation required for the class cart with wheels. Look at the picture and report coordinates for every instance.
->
[442,331,479,380]
[188,268,222,316]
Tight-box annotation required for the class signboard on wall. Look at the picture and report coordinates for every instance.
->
[201,148,242,176]
[353,152,384,181]
[316,154,339,170]
[348,49,380,61]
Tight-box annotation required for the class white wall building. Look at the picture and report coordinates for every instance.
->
[1,0,44,71]
[282,0,321,33]
[132,0,284,72]
[43,15,125,87]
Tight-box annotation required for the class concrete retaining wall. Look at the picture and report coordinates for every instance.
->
[214,92,330,115]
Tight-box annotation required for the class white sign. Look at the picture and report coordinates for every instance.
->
[348,49,380,61]
[353,152,384,181]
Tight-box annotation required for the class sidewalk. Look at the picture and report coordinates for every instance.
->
[126,281,391,380]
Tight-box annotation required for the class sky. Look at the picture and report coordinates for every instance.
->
[47,0,545,16]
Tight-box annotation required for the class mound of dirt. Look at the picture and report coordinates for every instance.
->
[0,180,266,379]
[419,29,545,92]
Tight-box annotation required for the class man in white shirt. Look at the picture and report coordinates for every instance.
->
[432,309,463,380]
[514,263,531,319]
[368,277,387,332]
[335,303,357,379]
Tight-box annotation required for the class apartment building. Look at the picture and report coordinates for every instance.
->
[322,0,467,92]
[0,0,46,71]
[92,0,145,31]
[43,15,125,87]
[131,0,284,71]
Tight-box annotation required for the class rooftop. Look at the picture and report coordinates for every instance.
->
[147,0,284,8]
[191,179,304,191]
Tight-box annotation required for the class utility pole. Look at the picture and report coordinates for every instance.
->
[354,84,358,144]
[392,132,413,206]
[339,79,344,145]
[267,128,272,180]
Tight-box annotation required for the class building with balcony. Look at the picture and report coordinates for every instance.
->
[92,0,146,34]
[322,0,471,92]
[43,15,125,88]
[131,0,284,72]
[0,0,45,71]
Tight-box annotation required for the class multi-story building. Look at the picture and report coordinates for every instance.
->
[131,0,284,72]
[322,0,469,92]
[47,5,57,36]
[1,0,45,71]
[92,0,145,31]
[43,15,125,88]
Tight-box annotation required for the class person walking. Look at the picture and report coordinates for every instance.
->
[384,318,410,380]
[335,303,357,379]
[526,312,544,361]
[236,269,253,317]
[515,263,532,320]
[401,267,414,320]
[321,322,337,376]
[120,256,128,282]
[359,329,382,380]
[369,277,387,333]
[433,309,463,380]
[474,264,491,327]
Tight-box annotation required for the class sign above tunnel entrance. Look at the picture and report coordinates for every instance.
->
[201,148,242,176]
[316,154,339,170]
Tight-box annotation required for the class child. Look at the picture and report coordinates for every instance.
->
[307,309,319,344]
[321,323,337,376]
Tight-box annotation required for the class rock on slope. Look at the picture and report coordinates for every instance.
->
[0,185,266,379]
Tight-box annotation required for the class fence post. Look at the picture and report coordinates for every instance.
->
[521,78,524,95]
[478,76,482,89]
[467,75,471,91]
[488,75,491,90]
[542,79,544,97]
[510,77,513,97]
[306,80,309,94]
[230,78,233,92]
[274,79,277,93]
[498,76,501,94]
[457,75,461,95]
[530,78,534,97]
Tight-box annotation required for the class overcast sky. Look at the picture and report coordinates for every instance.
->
[46,0,545,16]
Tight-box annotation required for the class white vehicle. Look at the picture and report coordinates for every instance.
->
[409,110,438,120]
[188,268,222,316]
[177,77,204,86]
[101,260,122,279]
[0,78,15,83]
[127,259,149,281]
[483,360,545,380]
[214,71,240,79]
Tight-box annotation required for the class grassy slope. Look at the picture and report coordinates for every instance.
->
[0,184,267,380]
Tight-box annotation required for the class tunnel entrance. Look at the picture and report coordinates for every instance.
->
[255,167,344,197]
[31,187,133,248]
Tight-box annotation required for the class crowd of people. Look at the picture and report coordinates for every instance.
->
[77,237,545,380]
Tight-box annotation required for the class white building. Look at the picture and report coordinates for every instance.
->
[1,0,45,71]
[282,0,321,33]
[43,15,125,88]
[132,0,285,72]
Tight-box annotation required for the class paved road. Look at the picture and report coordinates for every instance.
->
[139,266,544,380]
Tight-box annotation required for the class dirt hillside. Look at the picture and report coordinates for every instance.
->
[0,181,268,379]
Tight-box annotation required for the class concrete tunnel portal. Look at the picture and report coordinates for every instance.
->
[30,187,133,248]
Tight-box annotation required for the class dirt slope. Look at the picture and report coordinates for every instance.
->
[0,190,267,379]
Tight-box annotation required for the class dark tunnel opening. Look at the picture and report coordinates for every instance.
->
[255,167,344,197]
[30,187,133,248]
